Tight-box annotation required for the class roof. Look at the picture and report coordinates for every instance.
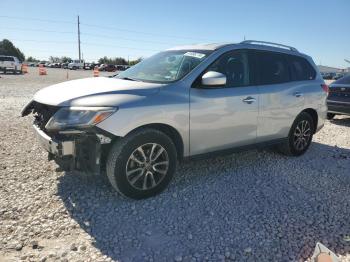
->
[167,43,232,51]
[167,40,301,55]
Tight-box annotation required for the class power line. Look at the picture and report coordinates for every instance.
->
[81,23,215,41]
[2,26,172,45]
[8,38,159,52]
[82,32,171,45]
[9,39,76,44]
[0,15,75,24]
[83,42,159,52]
[0,15,215,42]
[1,26,75,34]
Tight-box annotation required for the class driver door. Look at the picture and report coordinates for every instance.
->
[189,50,259,155]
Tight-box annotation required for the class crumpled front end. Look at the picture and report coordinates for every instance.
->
[22,100,115,174]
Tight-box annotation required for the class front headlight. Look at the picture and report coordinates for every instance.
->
[45,107,117,131]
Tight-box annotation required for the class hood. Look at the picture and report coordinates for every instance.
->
[33,77,163,106]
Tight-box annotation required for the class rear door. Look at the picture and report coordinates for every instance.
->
[253,51,306,141]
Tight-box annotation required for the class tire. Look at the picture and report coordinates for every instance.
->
[327,113,335,120]
[106,128,177,199]
[278,112,314,156]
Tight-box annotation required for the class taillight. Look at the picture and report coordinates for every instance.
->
[321,84,329,94]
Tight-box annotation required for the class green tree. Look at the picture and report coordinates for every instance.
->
[129,57,143,66]
[49,56,60,63]
[26,56,39,62]
[60,56,72,63]
[98,56,128,65]
[0,39,25,61]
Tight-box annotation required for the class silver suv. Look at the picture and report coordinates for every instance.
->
[22,40,327,199]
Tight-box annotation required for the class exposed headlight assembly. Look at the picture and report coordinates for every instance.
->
[45,107,117,131]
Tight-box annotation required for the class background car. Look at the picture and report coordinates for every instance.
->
[322,72,336,80]
[98,64,107,71]
[327,74,350,119]
[36,61,46,67]
[334,73,344,80]
[84,63,92,70]
[104,64,117,72]
[0,55,22,74]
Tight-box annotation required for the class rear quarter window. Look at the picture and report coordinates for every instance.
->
[256,51,290,85]
[288,55,316,81]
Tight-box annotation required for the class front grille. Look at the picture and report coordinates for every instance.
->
[31,102,60,131]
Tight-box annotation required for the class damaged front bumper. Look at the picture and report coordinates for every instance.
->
[33,124,113,174]
[33,124,75,156]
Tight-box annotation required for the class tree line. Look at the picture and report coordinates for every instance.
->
[1,39,143,65]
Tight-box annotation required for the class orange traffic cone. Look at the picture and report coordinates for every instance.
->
[93,66,99,77]
[21,64,28,74]
[39,64,47,75]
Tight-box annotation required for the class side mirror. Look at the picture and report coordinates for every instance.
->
[201,71,226,87]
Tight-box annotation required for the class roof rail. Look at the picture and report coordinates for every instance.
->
[240,40,298,52]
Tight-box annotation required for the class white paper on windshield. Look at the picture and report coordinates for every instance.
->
[184,52,206,59]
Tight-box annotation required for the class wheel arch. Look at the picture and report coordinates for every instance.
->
[301,108,318,133]
[124,123,184,160]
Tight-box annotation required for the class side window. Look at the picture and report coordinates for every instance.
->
[206,51,250,87]
[257,52,290,85]
[288,55,316,81]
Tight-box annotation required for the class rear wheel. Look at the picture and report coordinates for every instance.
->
[327,113,335,120]
[106,128,177,199]
[278,112,314,156]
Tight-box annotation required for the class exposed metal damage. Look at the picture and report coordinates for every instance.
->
[22,101,115,174]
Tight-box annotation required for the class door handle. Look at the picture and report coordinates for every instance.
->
[294,92,303,97]
[242,96,256,104]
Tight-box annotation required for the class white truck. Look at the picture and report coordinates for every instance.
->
[68,60,84,70]
[0,55,22,74]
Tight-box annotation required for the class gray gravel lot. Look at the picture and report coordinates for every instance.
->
[0,69,349,261]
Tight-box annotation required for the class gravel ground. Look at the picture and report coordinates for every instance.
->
[0,69,349,262]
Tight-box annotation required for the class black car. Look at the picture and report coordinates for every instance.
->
[327,74,350,119]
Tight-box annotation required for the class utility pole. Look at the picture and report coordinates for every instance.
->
[78,15,81,62]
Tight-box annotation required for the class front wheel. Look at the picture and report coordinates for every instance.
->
[278,112,314,156]
[106,128,177,199]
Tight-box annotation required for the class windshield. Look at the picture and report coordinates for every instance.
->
[116,50,212,83]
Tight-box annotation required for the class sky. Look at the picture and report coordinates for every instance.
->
[0,0,349,68]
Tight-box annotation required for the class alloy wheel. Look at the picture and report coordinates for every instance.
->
[125,143,169,190]
[293,120,311,151]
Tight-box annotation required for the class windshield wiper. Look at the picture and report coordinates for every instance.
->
[119,77,138,81]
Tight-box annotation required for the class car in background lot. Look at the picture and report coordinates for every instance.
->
[322,72,336,80]
[84,63,92,70]
[98,64,107,71]
[68,60,84,70]
[327,74,350,119]
[0,55,22,74]
[104,64,117,72]
[61,63,69,69]
[49,63,61,68]
[22,40,327,199]
[334,73,345,80]
[37,61,47,67]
